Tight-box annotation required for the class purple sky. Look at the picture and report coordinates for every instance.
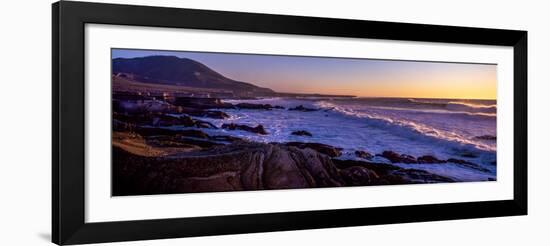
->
[112,48,496,99]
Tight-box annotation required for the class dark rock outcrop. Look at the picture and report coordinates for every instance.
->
[332,159,455,184]
[134,126,182,136]
[339,166,379,186]
[147,135,223,149]
[235,103,284,110]
[379,151,417,164]
[447,158,491,173]
[177,129,210,139]
[417,155,446,164]
[288,105,318,112]
[113,142,456,195]
[291,130,313,137]
[151,114,188,127]
[181,109,229,119]
[113,119,135,132]
[222,123,268,135]
[112,99,181,115]
[123,128,240,151]
[173,97,234,109]
[355,150,373,160]
[285,142,342,157]
[112,142,344,195]
[446,158,474,165]
[157,115,217,128]
[114,113,217,129]
[209,135,243,143]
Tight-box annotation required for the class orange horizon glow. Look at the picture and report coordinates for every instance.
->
[264,61,497,100]
[277,77,497,100]
[270,67,497,100]
[113,49,497,100]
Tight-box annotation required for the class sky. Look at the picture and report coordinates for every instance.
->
[112,48,497,99]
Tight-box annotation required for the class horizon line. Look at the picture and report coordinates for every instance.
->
[272,92,496,101]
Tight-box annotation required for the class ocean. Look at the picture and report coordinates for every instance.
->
[183,97,497,182]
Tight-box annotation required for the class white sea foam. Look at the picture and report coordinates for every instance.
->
[315,101,496,152]
[178,97,497,181]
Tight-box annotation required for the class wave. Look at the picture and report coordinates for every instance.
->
[407,98,448,107]
[446,102,496,114]
[316,101,496,152]
[407,99,496,114]
[367,105,496,118]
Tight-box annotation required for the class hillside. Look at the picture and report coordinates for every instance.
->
[112,55,274,95]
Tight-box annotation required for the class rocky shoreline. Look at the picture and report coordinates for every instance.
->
[112,93,491,195]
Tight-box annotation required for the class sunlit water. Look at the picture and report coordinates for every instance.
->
[174,97,497,181]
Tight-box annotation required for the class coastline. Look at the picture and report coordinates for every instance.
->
[112,93,495,195]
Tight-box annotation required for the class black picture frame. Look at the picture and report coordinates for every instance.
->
[52,1,527,245]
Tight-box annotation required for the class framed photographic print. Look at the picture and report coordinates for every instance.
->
[52,1,527,245]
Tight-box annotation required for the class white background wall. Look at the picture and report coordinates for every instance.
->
[0,0,547,245]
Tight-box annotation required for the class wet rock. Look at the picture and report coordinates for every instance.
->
[113,99,180,114]
[291,130,313,137]
[288,105,318,112]
[285,142,342,157]
[447,158,475,165]
[417,155,446,164]
[133,128,241,148]
[390,169,456,183]
[113,119,135,132]
[332,159,400,173]
[222,123,268,135]
[112,131,201,156]
[209,135,243,143]
[182,109,230,119]
[332,159,455,184]
[112,142,345,195]
[147,135,223,149]
[355,150,373,160]
[379,151,417,164]
[173,97,235,109]
[113,112,156,126]
[134,126,181,136]
[340,166,379,186]
[151,114,186,127]
[112,92,149,101]
[235,103,284,110]
[178,129,210,139]
[178,115,218,129]
[447,158,491,173]
[131,128,218,148]
[115,113,217,129]
[112,138,459,196]
[134,127,207,138]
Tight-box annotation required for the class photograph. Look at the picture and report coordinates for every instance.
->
[0,0,538,245]
[111,48,498,196]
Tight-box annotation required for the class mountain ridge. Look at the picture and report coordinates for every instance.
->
[112,55,274,94]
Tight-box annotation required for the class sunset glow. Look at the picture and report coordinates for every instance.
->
[111,48,498,195]
[112,49,497,99]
